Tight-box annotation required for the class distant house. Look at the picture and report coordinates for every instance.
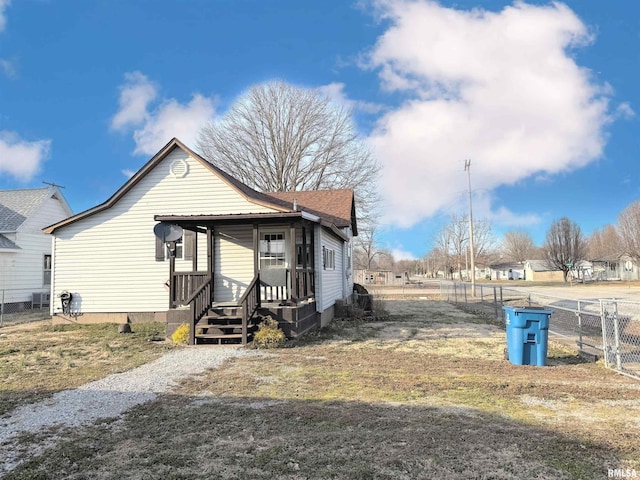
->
[43,138,357,344]
[488,262,525,281]
[0,187,73,311]
[354,269,403,285]
[523,260,564,282]
[591,254,640,281]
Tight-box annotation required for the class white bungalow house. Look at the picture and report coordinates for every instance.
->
[523,260,564,282]
[487,262,525,281]
[591,254,640,281]
[43,138,357,344]
[0,187,73,311]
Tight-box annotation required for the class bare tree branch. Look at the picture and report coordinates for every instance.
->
[197,80,379,218]
[501,230,537,263]
[617,201,640,263]
[543,217,587,282]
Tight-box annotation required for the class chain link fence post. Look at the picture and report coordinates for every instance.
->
[0,289,4,327]
[577,300,583,354]
[600,299,610,368]
[612,299,623,371]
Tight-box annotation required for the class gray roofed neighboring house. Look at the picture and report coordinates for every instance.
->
[0,186,73,309]
[0,188,54,231]
[0,233,20,250]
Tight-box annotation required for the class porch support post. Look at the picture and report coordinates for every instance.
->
[207,226,214,303]
[192,229,198,271]
[302,224,308,298]
[290,223,297,301]
[169,243,176,309]
[253,223,259,276]
[310,222,316,296]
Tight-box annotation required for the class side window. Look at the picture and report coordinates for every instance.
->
[156,231,194,262]
[322,246,335,270]
[166,238,184,260]
[43,254,52,286]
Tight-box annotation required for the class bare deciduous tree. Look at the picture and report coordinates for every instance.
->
[197,80,379,217]
[543,217,587,282]
[587,224,622,259]
[353,224,383,270]
[431,214,495,279]
[617,201,640,262]
[501,230,537,263]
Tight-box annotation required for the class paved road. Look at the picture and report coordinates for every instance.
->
[364,280,640,302]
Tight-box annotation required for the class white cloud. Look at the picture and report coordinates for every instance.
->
[0,131,50,181]
[390,248,417,261]
[615,102,634,120]
[132,94,215,155]
[0,0,10,32]
[121,169,135,178]
[366,1,614,228]
[110,72,157,132]
[0,58,16,78]
[111,72,215,155]
[317,82,384,114]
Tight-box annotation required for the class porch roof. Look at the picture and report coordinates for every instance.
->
[155,211,349,241]
[155,212,303,225]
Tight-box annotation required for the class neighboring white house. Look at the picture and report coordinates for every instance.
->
[44,138,357,343]
[0,187,73,311]
[488,262,525,281]
[354,269,404,285]
[591,254,640,281]
[523,260,564,282]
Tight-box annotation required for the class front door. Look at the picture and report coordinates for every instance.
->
[259,231,289,301]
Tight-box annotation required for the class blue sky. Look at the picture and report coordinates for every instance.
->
[0,0,638,260]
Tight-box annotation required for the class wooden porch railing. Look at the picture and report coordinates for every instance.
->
[259,269,315,303]
[293,268,315,301]
[171,271,209,308]
[185,275,213,346]
[239,274,261,345]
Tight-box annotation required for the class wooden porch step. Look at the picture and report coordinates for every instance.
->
[195,333,244,339]
[201,324,242,330]
[199,315,242,321]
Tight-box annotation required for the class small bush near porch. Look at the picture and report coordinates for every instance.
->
[4,300,639,479]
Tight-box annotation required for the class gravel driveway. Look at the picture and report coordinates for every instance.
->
[0,346,262,475]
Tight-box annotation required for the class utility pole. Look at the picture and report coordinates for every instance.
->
[464,160,476,296]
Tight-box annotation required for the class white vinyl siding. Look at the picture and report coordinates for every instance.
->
[318,227,345,312]
[214,225,254,303]
[51,148,278,314]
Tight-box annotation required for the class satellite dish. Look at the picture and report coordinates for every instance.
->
[153,222,183,242]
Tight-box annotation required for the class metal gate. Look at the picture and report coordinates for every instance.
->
[600,299,640,380]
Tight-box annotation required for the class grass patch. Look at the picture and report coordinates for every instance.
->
[4,300,639,479]
[0,321,172,415]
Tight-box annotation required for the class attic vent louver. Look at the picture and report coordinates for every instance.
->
[170,159,189,178]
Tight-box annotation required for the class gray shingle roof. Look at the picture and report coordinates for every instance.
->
[0,188,51,231]
[0,233,20,249]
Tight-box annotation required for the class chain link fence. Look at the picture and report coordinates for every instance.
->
[0,288,51,327]
[440,281,640,381]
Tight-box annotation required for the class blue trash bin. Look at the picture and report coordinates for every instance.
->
[502,306,552,366]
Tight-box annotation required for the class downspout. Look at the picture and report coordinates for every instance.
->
[50,234,56,316]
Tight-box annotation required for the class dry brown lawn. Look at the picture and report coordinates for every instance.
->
[0,319,172,415]
[4,300,640,480]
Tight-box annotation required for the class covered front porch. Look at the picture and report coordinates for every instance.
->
[155,212,318,345]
